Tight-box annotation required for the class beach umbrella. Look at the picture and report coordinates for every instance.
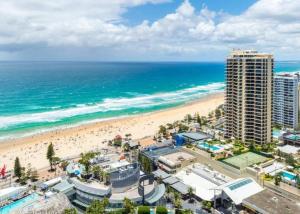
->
[0,164,6,177]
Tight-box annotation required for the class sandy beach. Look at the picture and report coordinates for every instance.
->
[0,92,224,170]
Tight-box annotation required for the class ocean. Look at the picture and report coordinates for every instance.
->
[0,61,299,140]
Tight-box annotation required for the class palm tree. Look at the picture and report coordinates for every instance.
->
[123,197,135,214]
[47,143,55,171]
[188,187,194,202]
[166,185,172,201]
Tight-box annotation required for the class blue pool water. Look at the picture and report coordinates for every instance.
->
[197,142,222,151]
[273,130,283,139]
[0,193,39,214]
[281,171,296,181]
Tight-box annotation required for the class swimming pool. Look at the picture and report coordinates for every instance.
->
[197,142,222,152]
[0,193,39,214]
[281,170,296,181]
[273,130,283,139]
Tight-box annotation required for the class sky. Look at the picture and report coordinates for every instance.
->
[0,0,299,61]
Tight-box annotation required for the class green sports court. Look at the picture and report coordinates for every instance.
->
[222,152,269,169]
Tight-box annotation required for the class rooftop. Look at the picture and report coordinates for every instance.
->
[180,132,211,141]
[141,144,180,160]
[152,169,170,180]
[175,163,232,201]
[243,189,300,214]
[278,145,300,154]
[221,177,263,205]
[229,50,273,58]
[158,151,195,167]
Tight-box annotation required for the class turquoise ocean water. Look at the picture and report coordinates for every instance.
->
[0,61,299,140]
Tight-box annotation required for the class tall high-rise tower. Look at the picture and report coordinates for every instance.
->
[225,50,273,144]
[273,73,299,129]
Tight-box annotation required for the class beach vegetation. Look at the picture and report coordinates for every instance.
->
[60,160,69,171]
[79,152,97,175]
[174,198,182,209]
[215,108,221,119]
[64,208,78,214]
[196,113,202,128]
[14,157,22,181]
[113,135,122,147]
[201,116,208,126]
[286,154,296,166]
[156,206,168,214]
[274,172,282,185]
[47,143,55,171]
[123,197,135,214]
[158,125,167,137]
[86,200,105,214]
[187,187,194,202]
[52,156,61,170]
[123,142,130,152]
[175,209,193,214]
[137,206,150,214]
[184,114,193,124]
[19,169,28,185]
[263,173,273,181]
[30,169,39,182]
[166,123,174,130]
[202,200,212,211]
[178,123,189,133]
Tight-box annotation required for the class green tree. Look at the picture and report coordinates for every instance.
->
[86,200,105,214]
[92,165,102,180]
[19,170,28,185]
[196,113,202,128]
[52,156,61,170]
[123,197,135,214]
[174,198,182,209]
[295,174,300,188]
[64,208,78,214]
[286,154,296,166]
[185,114,193,124]
[60,160,69,171]
[201,116,208,126]
[178,124,189,133]
[30,169,39,182]
[202,201,212,211]
[215,109,221,119]
[79,152,97,174]
[166,185,172,201]
[14,157,22,180]
[274,173,282,186]
[102,197,110,210]
[158,125,167,137]
[187,187,194,202]
[47,143,55,171]
[156,206,168,214]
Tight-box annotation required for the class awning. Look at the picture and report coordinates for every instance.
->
[163,176,179,185]
[152,169,170,179]
[145,184,165,204]
[171,181,189,195]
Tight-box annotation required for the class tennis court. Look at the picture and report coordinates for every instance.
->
[222,152,269,169]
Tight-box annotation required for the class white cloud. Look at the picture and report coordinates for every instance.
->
[0,0,300,60]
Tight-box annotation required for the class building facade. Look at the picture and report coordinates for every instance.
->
[273,73,299,129]
[225,50,273,144]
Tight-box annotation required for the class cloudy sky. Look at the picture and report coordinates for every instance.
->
[0,0,299,61]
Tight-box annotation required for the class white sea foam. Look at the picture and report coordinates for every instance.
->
[0,82,224,129]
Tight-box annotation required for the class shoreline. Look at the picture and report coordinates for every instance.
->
[0,92,224,170]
